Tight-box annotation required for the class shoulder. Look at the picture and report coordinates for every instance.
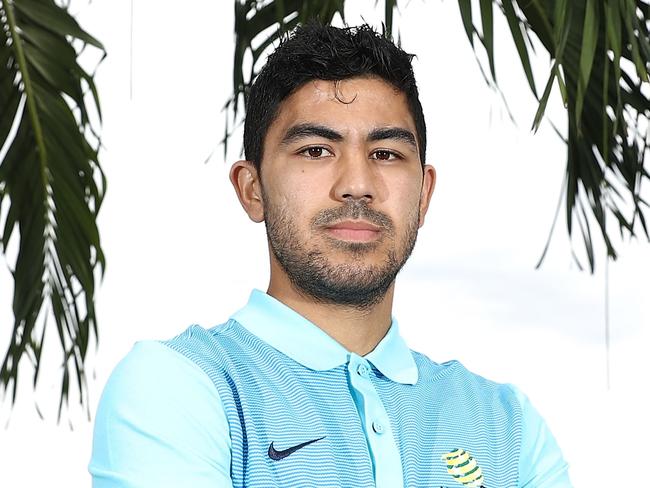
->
[96,320,248,419]
[96,338,220,410]
[90,336,233,486]
[411,351,521,406]
[92,338,228,450]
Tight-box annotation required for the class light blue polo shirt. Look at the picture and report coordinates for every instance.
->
[90,289,572,487]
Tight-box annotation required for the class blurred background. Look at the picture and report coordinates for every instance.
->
[0,0,648,486]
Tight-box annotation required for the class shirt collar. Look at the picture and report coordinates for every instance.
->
[230,289,418,385]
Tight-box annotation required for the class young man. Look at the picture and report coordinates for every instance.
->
[90,22,572,488]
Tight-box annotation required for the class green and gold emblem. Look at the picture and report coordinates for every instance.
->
[441,448,485,488]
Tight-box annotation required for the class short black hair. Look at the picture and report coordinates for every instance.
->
[243,22,427,170]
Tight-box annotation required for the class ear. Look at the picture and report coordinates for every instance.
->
[417,164,436,228]
[229,160,265,223]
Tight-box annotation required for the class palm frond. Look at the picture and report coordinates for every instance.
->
[0,0,105,419]
[459,0,650,272]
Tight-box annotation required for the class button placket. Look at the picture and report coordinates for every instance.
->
[347,353,404,488]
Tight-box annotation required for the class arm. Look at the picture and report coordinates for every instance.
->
[508,385,573,488]
[89,341,233,488]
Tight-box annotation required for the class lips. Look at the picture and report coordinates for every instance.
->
[325,220,382,242]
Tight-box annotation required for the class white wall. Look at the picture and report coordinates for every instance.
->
[0,0,648,486]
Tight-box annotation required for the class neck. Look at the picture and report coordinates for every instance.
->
[266,269,395,357]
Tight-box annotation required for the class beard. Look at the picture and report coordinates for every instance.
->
[263,195,419,310]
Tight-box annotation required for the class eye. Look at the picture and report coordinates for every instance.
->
[371,149,400,161]
[298,146,333,159]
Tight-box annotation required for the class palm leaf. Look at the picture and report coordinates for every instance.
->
[0,0,105,419]
[449,0,649,271]
[521,0,649,271]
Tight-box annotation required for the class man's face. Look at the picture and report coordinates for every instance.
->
[247,76,435,308]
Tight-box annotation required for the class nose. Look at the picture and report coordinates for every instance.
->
[332,151,378,203]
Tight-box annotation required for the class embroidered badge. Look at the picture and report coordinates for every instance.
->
[441,448,485,488]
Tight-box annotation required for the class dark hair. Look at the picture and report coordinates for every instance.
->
[243,22,427,170]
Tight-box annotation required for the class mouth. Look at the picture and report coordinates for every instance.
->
[324,220,383,242]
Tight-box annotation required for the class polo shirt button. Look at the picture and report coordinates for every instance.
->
[372,421,384,435]
[356,364,369,378]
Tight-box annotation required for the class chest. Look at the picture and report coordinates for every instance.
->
[213,362,521,488]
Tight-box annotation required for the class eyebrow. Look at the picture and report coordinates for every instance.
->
[280,124,343,145]
[367,127,417,151]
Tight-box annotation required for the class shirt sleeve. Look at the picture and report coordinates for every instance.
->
[507,384,573,488]
[89,340,233,488]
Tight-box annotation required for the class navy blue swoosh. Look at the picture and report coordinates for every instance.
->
[268,436,326,460]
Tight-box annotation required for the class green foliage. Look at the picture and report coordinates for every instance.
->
[0,0,105,419]
[466,0,650,272]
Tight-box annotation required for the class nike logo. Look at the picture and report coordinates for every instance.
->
[268,436,326,460]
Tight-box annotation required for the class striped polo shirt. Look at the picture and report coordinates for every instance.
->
[90,289,572,487]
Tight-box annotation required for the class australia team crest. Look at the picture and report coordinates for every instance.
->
[441,448,485,488]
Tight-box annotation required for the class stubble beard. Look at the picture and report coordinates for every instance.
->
[263,195,420,310]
